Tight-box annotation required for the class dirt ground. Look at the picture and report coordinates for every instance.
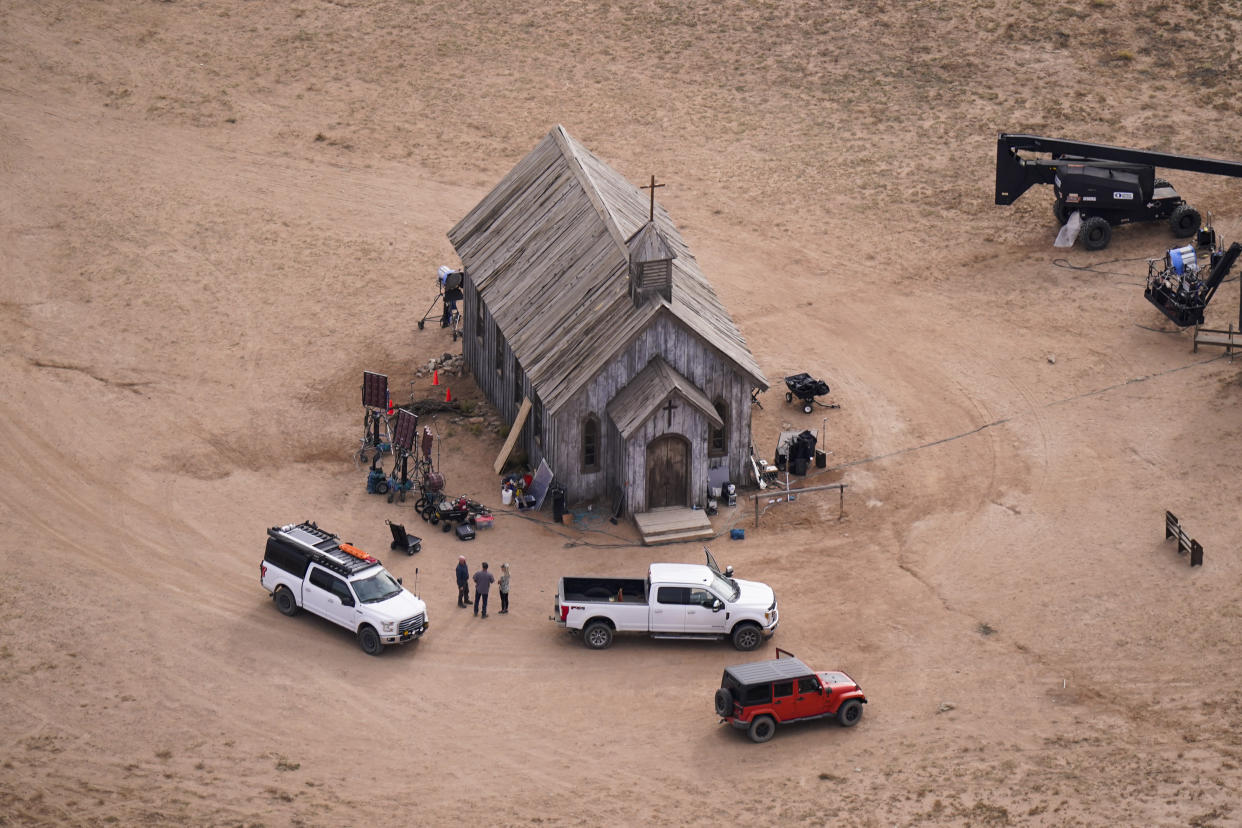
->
[4,1,1242,825]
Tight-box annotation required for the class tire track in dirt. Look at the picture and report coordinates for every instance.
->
[828,352,1226,474]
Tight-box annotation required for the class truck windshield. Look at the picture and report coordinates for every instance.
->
[711,571,739,601]
[352,571,403,604]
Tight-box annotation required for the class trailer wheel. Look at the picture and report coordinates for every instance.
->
[358,625,383,656]
[731,622,763,651]
[442,521,452,533]
[785,391,793,403]
[1080,216,1112,251]
[1170,204,1201,238]
[417,320,425,330]
[747,715,777,743]
[1052,199,1068,225]
[837,699,864,727]
[583,621,614,649]
[802,402,813,414]
[273,586,299,617]
[714,687,734,717]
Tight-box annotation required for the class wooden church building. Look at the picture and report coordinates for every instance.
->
[447,125,768,518]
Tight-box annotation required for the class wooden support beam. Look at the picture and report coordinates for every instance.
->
[493,397,533,474]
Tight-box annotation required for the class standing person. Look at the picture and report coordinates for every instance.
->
[498,563,511,614]
[455,555,469,608]
[472,561,495,618]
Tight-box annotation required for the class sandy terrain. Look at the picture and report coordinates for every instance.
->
[4,1,1242,825]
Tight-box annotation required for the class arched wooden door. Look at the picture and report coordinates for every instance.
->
[646,434,689,508]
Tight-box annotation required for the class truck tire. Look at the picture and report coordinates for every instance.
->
[1052,199,1068,225]
[837,699,864,727]
[358,625,383,656]
[1170,204,1201,237]
[731,623,763,651]
[714,687,734,717]
[583,621,614,650]
[273,586,299,617]
[1080,216,1112,251]
[748,715,776,743]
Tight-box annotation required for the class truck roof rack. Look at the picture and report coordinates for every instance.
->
[267,521,381,577]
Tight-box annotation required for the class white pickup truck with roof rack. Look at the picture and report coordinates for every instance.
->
[260,521,428,656]
[551,549,778,650]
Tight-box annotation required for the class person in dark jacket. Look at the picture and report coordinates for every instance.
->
[455,555,469,608]
[473,561,495,618]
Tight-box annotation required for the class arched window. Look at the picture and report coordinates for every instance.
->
[582,415,600,472]
[709,398,728,457]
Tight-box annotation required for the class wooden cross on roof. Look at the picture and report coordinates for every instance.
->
[640,174,665,222]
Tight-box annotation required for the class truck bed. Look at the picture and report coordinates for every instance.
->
[560,577,647,604]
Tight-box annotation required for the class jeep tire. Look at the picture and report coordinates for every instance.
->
[748,715,777,743]
[583,621,614,650]
[358,625,383,656]
[838,699,863,727]
[273,586,299,617]
[731,622,763,651]
[714,687,734,717]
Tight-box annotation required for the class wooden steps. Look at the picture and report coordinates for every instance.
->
[633,507,715,546]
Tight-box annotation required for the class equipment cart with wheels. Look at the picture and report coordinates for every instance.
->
[783,373,837,414]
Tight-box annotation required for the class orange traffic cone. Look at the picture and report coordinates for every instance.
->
[445,387,452,403]
[387,396,394,416]
[431,369,440,386]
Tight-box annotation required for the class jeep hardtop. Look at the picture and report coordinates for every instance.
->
[715,649,866,742]
[260,521,428,655]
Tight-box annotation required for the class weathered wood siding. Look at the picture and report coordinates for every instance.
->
[463,275,545,470]
[552,310,754,512]
[622,401,711,514]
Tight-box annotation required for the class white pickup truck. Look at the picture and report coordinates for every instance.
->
[260,521,428,656]
[551,549,778,650]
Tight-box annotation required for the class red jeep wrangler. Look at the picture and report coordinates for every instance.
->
[715,649,866,742]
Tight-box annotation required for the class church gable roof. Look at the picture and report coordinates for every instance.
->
[606,356,723,440]
[447,125,768,413]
